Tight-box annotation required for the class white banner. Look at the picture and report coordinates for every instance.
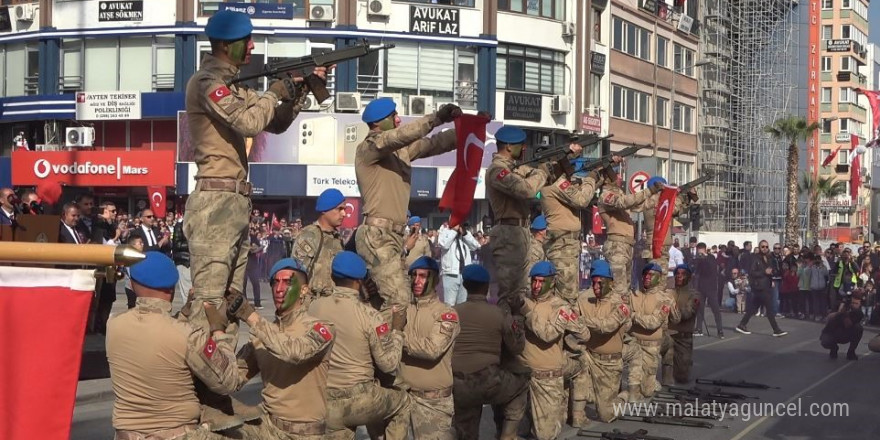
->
[436,166,487,200]
[306,165,360,197]
[75,91,141,120]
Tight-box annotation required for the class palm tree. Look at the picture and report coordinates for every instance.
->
[799,174,847,246]
[765,116,819,247]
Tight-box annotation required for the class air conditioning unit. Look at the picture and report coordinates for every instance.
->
[367,0,391,17]
[335,92,362,112]
[309,5,334,22]
[562,21,576,38]
[65,127,95,148]
[677,15,694,34]
[408,95,434,116]
[301,94,323,111]
[15,4,35,21]
[551,95,571,114]
[376,92,404,111]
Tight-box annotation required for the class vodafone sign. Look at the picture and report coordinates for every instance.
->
[12,151,175,187]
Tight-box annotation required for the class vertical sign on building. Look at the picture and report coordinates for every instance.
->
[808,0,820,177]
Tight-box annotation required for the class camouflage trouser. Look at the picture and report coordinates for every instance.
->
[626,340,662,399]
[228,414,324,440]
[184,190,251,306]
[579,351,624,423]
[355,225,408,321]
[452,365,528,440]
[115,426,226,440]
[324,381,410,440]
[604,240,633,298]
[490,225,530,309]
[545,231,580,303]
[665,332,694,384]
[528,375,567,440]
[409,393,454,440]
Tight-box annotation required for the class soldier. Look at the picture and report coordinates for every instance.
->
[403,216,433,269]
[630,176,695,275]
[229,258,335,439]
[291,188,346,298]
[660,264,699,385]
[598,167,662,299]
[452,264,528,440]
[400,257,460,440]
[354,97,463,320]
[572,260,631,425]
[487,125,583,310]
[528,214,548,269]
[520,261,586,440]
[107,251,244,440]
[308,251,410,440]
[625,263,676,401]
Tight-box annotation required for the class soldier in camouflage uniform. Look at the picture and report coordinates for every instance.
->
[660,264,699,385]
[107,252,246,440]
[400,257,460,440]
[452,264,528,440]
[354,98,463,321]
[308,252,410,440]
[625,263,676,401]
[291,189,346,298]
[527,214,548,270]
[403,216,433,269]
[629,176,695,281]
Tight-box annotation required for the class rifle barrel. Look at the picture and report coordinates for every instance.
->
[0,242,145,266]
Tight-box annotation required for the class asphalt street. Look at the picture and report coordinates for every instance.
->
[71,286,880,439]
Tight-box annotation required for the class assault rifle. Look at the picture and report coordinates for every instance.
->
[576,428,675,440]
[696,378,780,390]
[618,415,728,429]
[676,172,714,193]
[228,40,395,103]
[515,133,614,170]
[575,142,652,174]
[655,390,739,406]
[665,386,758,401]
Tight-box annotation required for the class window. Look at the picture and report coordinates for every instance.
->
[60,39,83,93]
[839,149,849,165]
[656,36,668,68]
[822,0,833,8]
[841,25,851,40]
[611,84,650,124]
[840,119,849,133]
[612,17,652,61]
[399,0,475,5]
[821,149,831,163]
[592,8,602,42]
[673,44,695,76]
[497,44,565,95]
[821,119,833,133]
[853,0,868,20]
[656,96,668,127]
[672,102,694,133]
[821,56,832,72]
[841,56,852,72]
[198,1,309,18]
[78,36,176,93]
[589,73,601,110]
[670,160,692,186]
[841,0,851,7]
[821,87,832,103]
[499,0,564,20]
[822,25,833,40]
[839,87,851,103]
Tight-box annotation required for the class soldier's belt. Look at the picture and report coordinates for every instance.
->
[363,216,406,235]
[195,178,252,196]
[114,424,198,440]
[268,416,325,435]
[548,230,580,240]
[635,339,663,347]
[326,381,373,398]
[589,351,622,361]
[497,218,529,227]
[530,368,564,379]
[409,386,453,399]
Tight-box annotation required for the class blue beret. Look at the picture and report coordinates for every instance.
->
[646,176,667,189]
[270,258,308,280]
[206,10,253,41]
[494,126,527,144]
[408,216,421,226]
[331,251,368,280]
[316,188,345,212]
[362,98,397,123]
[130,251,179,290]
[529,261,557,278]
[408,256,439,273]
[675,264,693,274]
[530,215,547,231]
[591,260,613,280]
[643,262,664,274]
[461,264,490,283]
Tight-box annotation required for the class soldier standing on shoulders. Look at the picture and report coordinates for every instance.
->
[629,176,695,275]
[528,215,548,269]
[228,258,335,439]
[400,257,460,440]
[308,251,411,440]
[403,216,433,269]
[292,189,346,299]
[625,263,676,401]
[660,264,700,385]
[354,97,463,321]
[451,264,529,440]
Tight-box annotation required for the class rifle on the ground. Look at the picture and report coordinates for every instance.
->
[618,415,727,429]
[655,390,739,406]
[665,386,758,400]
[515,133,614,170]
[576,428,675,440]
[228,39,395,103]
[696,378,780,390]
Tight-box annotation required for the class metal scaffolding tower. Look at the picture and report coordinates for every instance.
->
[698,0,800,232]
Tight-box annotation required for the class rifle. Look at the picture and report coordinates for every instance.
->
[618,415,727,429]
[654,390,739,406]
[665,386,758,401]
[696,378,780,390]
[228,39,395,103]
[676,172,714,193]
[576,142,651,174]
[515,133,614,169]
[577,428,675,440]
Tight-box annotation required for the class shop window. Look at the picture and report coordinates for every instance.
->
[497,44,564,95]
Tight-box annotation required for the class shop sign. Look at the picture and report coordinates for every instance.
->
[410,5,460,36]
[503,92,542,123]
[826,39,851,53]
[437,167,486,199]
[76,91,141,120]
[306,165,360,197]
[11,151,175,187]
[219,2,295,20]
[98,1,144,22]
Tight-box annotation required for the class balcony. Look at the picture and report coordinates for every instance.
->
[58,76,83,94]
[357,74,383,100]
[152,73,174,92]
[25,76,39,96]
[455,80,477,110]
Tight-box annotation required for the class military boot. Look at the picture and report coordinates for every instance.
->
[570,400,590,428]
[627,385,643,402]
[661,365,674,386]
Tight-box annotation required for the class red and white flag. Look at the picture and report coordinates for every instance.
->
[850,134,862,203]
[855,88,880,145]
[341,198,360,229]
[822,145,842,167]
[653,186,680,259]
[438,114,490,226]
[148,186,166,218]
[0,267,95,440]
[591,206,604,234]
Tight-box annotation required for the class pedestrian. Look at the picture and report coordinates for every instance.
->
[437,221,481,306]
[291,188,346,298]
[693,242,723,338]
[172,217,192,305]
[403,216,433,268]
[820,291,864,360]
[736,240,788,337]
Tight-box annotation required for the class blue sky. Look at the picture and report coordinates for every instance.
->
[871,1,880,45]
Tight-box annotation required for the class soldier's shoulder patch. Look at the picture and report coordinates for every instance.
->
[496,168,510,180]
[203,337,217,359]
[558,309,571,321]
[375,323,390,337]
[440,312,458,322]
[313,322,333,342]
[618,304,630,317]
[602,192,616,205]
[693,297,700,306]
[661,304,670,314]
[208,85,232,103]
[559,179,572,190]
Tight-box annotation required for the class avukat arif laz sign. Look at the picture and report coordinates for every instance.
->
[409,5,460,36]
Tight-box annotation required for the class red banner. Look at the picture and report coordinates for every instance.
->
[11,150,175,187]
[653,186,680,259]
[148,186,166,218]
[850,135,861,203]
[0,267,94,440]
[822,145,841,167]
[341,197,360,229]
[438,115,490,226]
[591,206,603,234]
[855,88,880,143]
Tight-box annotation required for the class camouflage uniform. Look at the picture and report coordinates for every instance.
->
[598,183,653,298]
[527,235,546,269]
[661,285,699,384]
[354,114,457,320]
[486,155,549,309]
[452,294,528,440]
[308,286,410,440]
[626,288,676,400]
[630,192,690,285]
[541,173,600,303]
[291,224,344,297]
[107,297,245,439]
[404,235,433,269]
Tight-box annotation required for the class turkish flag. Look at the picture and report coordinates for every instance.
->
[591,206,604,234]
[822,146,841,167]
[438,114,490,227]
[341,198,360,229]
[148,186,166,218]
[850,135,861,203]
[855,88,880,142]
[653,186,680,259]
[0,267,94,440]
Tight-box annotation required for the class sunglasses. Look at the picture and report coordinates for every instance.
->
[760,245,769,249]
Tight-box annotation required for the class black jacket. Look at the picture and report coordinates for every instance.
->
[91,217,117,245]
[749,253,773,291]
[693,253,719,294]
[172,221,189,267]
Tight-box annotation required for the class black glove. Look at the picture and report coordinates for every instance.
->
[204,303,229,334]
[391,306,407,331]
[268,78,301,102]
[508,294,525,315]
[225,288,256,322]
[436,104,462,124]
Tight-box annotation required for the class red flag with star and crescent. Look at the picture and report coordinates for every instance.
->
[855,88,880,146]
[591,206,603,234]
[653,185,680,259]
[148,186,166,218]
[438,114,490,227]
[850,134,861,203]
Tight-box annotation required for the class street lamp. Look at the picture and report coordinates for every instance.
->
[668,59,710,180]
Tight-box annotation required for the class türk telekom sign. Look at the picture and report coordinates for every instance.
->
[11,151,175,187]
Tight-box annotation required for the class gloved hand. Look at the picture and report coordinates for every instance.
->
[268,78,301,102]
[436,104,462,124]
[204,302,229,334]
[225,288,256,322]
[391,305,407,331]
[508,293,525,315]
[363,276,380,300]
[650,181,664,194]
